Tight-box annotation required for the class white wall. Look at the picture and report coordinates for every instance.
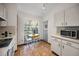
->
[17,14,24,45]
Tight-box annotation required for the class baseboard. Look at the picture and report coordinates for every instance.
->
[17,40,42,46]
[15,50,18,52]
[41,40,51,45]
[52,51,59,56]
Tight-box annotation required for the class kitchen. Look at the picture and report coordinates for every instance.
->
[0,3,79,56]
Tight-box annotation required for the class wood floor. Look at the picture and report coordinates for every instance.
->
[15,41,56,56]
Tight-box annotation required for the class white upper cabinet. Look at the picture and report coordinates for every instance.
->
[3,5,7,20]
[0,4,7,26]
[0,4,6,19]
[0,4,4,18]
[5,4,17,26]
[65,5,79,26]
[55,5,79,26]
[55,10,65,26]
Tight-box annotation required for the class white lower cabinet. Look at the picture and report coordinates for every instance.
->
[7,46,14,56]
[51,37,79,56]
[51,37,62,55]
[62,43,79,56]
[61,40,79,56]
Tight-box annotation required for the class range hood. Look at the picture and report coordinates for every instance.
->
[0,17,6,21]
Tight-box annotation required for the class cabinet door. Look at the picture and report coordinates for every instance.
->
[5,4,17,26]
[55,10,65,26]
[0,4,4,17]
[7,47,14,56]
[0,4,6,19]
[3,5,7,19]
[62,44,79,56]
[0,4,7,26]
[51,38,61,55]
[65,6,79,26]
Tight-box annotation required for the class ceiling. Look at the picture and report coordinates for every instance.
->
[17,3,78,17]
[17,3,58,17]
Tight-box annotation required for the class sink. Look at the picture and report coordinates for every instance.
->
[0,38,12,48]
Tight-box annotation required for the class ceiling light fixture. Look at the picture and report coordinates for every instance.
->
[42,3,46,10]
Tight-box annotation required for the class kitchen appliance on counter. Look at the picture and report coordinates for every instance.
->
[60,30,79,39]
[1,31,12,38]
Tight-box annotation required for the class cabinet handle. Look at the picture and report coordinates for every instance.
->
[67,42,71,46]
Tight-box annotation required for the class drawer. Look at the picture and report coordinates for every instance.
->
[62,40,79,49]
[71,42,79,49]
[51,38,61,42]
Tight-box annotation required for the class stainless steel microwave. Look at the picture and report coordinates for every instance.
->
[60,30,79,39]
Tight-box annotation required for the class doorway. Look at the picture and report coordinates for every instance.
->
[43,21,48,41]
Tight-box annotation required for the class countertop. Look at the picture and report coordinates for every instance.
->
[52,34,79,44]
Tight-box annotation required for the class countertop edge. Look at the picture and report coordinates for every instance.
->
[52,34,79,44]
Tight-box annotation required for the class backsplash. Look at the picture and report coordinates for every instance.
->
[57,26,79,35]
[0,26,15,37]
